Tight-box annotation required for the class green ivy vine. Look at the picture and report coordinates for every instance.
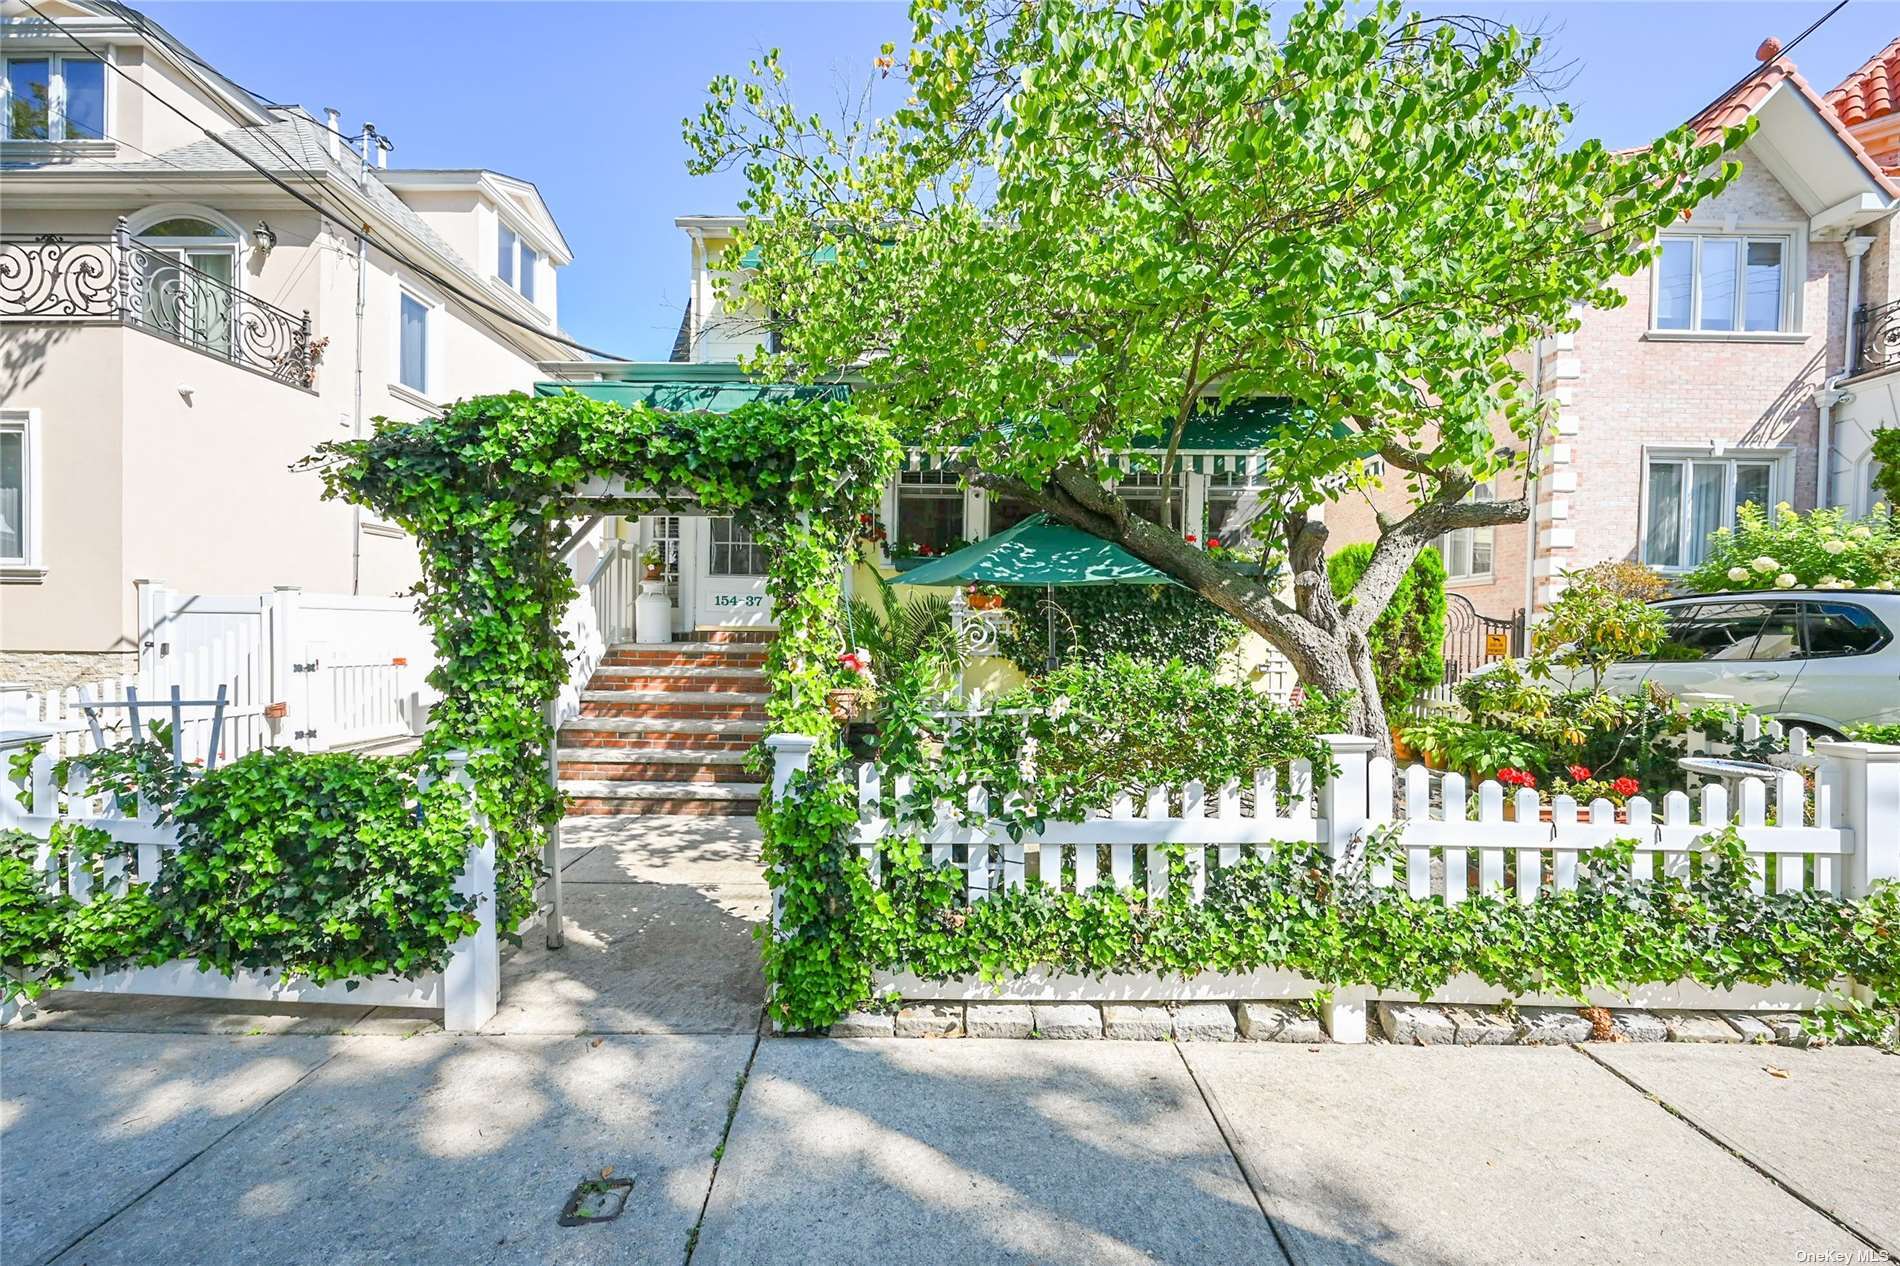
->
[309,390,899,930]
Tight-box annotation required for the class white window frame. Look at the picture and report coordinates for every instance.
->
[1639,447,1790,572]
[1,408,45,580]
[495,219,539,304]
[1440,480,1496,584]
[1,52,109,143]
[1649,230,1801,337]
[392,282,439,401]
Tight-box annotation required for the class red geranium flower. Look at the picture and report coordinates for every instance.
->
[1567,764,1592,782]
[1613,777,1641,797]
[1185,533,1199,544]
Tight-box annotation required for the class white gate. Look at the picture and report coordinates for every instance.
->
[136,583,274,762]
[293,594,427,749]
[134,582,430,756]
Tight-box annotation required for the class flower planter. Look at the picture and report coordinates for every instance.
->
[966,592,1005,611]
[825,688,862,724]
[1390,728,1414,761]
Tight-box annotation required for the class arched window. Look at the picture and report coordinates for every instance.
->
[125,206,242,354]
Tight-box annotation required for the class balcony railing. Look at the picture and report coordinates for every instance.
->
[1853,298,1900,377]
[0,219,315,388]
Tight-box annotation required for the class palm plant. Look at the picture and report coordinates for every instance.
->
[843,569,959,682]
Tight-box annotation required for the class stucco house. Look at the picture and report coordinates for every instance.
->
[0,0,578,692]
[1325,37,1900,645]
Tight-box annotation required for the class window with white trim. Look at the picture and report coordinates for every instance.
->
[497,222,538,302]
[398,290,430,394]
[3,54,105,141]
[894,467,964,554]
[1,409,39,570]
[1642,453,1779,570]
[1440,481,1495,582]
[1653,234,1791,333]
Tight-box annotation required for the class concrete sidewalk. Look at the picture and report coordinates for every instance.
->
[4,817,1896,1265]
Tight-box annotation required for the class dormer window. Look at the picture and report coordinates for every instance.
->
[497,222,537,303]
[4,54,105,141]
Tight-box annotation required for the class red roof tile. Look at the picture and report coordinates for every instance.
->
[1826,37,1900,127]
[1687,51,1899,195]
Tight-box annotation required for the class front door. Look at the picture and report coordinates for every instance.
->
[692,517,774,628]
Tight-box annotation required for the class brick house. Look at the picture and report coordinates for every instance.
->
[1325,38,1899,635]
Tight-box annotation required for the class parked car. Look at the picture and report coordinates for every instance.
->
[1483,591,1900,737]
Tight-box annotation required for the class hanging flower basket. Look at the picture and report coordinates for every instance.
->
[967,590,1004,611]
[825,688,862,723]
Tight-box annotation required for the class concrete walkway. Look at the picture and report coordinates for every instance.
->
[4,816,1896,1265]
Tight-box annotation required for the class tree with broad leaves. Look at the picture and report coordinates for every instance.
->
[685,0,1745,750]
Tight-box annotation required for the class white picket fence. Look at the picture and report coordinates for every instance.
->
[0,750,500,1031]
[764,732,1900,1041]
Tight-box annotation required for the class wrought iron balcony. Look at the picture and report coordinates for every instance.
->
[1853,297,1900,377]
[0,219,315,388]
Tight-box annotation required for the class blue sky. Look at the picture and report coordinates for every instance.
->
[142,1,1900,363]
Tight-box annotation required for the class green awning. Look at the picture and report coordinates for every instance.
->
[736,244,839,269]
[534,368,845,414]
[895,514,1173,588]
[534,365,1314,457]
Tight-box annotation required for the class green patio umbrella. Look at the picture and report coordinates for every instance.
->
[895,514,1174,670]
[893,514,1175,588]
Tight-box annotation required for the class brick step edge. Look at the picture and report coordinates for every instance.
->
[559,766,757,785]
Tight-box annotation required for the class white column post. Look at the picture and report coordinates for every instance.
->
[543,697,565,950]
[765,733,819,800]
[1315,733,1374,1043]
[438,752,500,1033]
[1816,740,1900,898]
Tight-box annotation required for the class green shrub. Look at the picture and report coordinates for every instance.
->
[1008,656,1345,793]
[163,750,481,984]
[1849,722,1900,745]
[1327,544,1447,714]
[1683,503,1900,594]
[1,749,483,1002]
[995,585,1243,673]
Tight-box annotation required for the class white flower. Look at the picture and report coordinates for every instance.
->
[1049,695,1071,720]
[1751,556,1779,574]
[1840,579,1856,588]
[1823,539,1847,555]
[1817,575,1840,589]
[1850,525,1873,540]
[1775,573,1798,589]
[1727,566,1750,582]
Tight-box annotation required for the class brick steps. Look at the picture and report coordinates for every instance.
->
[560,639,773,817]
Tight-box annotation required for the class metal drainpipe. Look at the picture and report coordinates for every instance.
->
[1820,235,1873,509]
[350,123,376,595]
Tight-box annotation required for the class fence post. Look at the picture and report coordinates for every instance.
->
[437,752,500,1033]
[765,733,819,800]
[1815,739,1900,898]
[1316,734,1375,1044]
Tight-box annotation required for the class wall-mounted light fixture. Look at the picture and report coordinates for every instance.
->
[252,220,278,254]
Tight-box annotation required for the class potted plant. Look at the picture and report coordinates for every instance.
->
[827,648,876,722]
[966,583,1005,611]
[641,546,666,581]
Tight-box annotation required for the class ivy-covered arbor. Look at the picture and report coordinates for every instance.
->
[310,390,899,928]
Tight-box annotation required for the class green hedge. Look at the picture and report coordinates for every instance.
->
[1,749,480,1002]
[1327,543,1447,714]
[994,585,1243,673]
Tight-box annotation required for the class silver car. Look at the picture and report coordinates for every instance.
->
[1580,591,1900,737]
